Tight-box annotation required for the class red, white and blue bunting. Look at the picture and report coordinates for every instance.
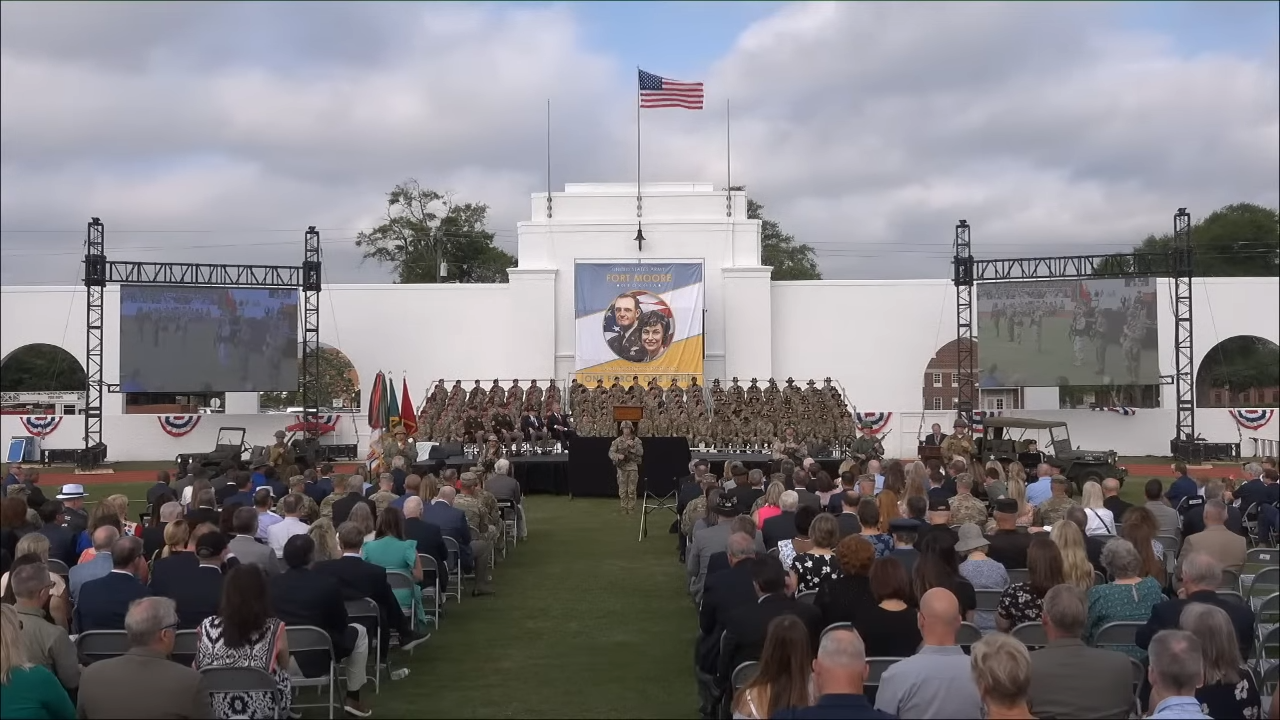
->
[157,415,201,437]
[1091,406,1138,416]
[855,412,892,435]
[1229,409,1275,431]
[19,416,62,437]
[970,411,1001,433]
[286,414,340,435]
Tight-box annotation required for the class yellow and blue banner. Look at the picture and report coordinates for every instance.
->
[573,262,704,386]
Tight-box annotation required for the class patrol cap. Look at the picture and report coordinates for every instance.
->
[928,497,951,512]
[55,484,88,500]
[888,518,921,532]
[195,531,228,560]
[992,498,1020,514]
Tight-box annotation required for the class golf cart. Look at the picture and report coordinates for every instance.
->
[978,417,1127,492]
[176,426,248,473]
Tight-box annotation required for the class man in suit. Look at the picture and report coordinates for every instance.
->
[422,485,494,595]
[1164,462,1199,511]
[227,506,282,575]
[1136,552,1256,659]
[697,533,758,670]
[215,470,249,507]
[305,466,334,504]
[270,535,372,717]
[150,530,226,629]
[402,496,449,592]
[835,490,863,538]
[332,475,377,527]
[75,596,213,719]
[68,525,120,605]
[1181,500,1247,572]
[485,459,526,541]
[728,467,764,515]
[772,629,894,720]
[76,536,152,633]
[145,470,173,510]
[520,407,549,445]
[1182,483,1244,538]
[544,401,576,448]
[1143,478,1182,538]
[1100,477,1134,523]
[1028,584,1134,719]
[313,521,429,659]
[922,423,946,447]
[716,554,823,688]
[687,495,766,603]
[762,491,799,550]
[35,501,77,568]
[677,460,711,518]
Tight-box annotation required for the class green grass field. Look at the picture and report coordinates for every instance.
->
[978,315,1158,387]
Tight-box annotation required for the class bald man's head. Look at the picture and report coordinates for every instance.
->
[1101,478,1120,496]
[436,486,457,504]
[918,587,961,646]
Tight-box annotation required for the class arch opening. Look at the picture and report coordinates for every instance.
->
[1196,335,1279,408]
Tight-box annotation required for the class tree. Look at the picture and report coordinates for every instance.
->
[1197,336,1280,405]
[260,348,359,410]
[1114,203,1279,277]
[731,187,821,280]
[355,179,516,284]
[0,345,86,392]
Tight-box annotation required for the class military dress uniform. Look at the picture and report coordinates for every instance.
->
[948,493,989,527]
[492,410,522,448]
[609,425,644,513]
[463,412,486,445]
[58,505,88,536]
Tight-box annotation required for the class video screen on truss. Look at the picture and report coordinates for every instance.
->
[119,286,299,393]
[976,278,1158,387]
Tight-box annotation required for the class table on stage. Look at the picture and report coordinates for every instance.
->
[442,454,571,495]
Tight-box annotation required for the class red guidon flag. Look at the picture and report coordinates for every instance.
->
[399,377,416,437]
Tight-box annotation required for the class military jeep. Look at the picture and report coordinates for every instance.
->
[978,417,1127,493]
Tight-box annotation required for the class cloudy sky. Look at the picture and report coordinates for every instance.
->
[1,1,1276,285]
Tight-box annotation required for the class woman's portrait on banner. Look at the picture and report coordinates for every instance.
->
[603,291,674,363]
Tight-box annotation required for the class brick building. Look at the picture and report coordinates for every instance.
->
[922,339,1022,411]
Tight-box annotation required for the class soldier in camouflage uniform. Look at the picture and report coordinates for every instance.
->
[782,377,800,403]
[709,378,726,407]
[456,472,501,549]
[506,379,524,409]
[672,409,691,444]
[609,421,644,513]
[763,378,780,404]
[430,380,448,406]
[319,474,346,519]
[478,434,504,473]
[665,379,684,407]
[850,421,885,463]
[526,380,543,410]
[941,418,976,463]
[746,378,763,404]
[753,414,776,449]
[652,407,672,437]
[1034,476,1078,527]
[447,380,464,406]
[692,413,713,448]
[773,425,807,462]
[728,377,745,406]
[687,377,702,404]
[467,380,485,406]
[947,473,990,527]
[546,379,561,406]
[627,375,644,401]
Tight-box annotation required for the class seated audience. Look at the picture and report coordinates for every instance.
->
[34,501,76,568]
[731,615,814,720]
[697,532,759,673]
[853,556,922,658]
[485,459,526,540]
[1143,478,1182,539]
[854,499,893,559]
[969,633,1033,720]
[1179,603,1261,720]
[761,490,799,551]
[1048,519,1096,592]
[834,491,862,538]
[1028,584,1135,719]
[227,507,282,575]
[76,596,212,719]
[194,565,291,719]
[1182,481,1243,538]
[331,475,376,527]
[307,517,341,562]
[158,519,191,560]
[956,523,1008,633]
[286,477,320,524]
[984,499,1032,569]
[1100,477,1133,522]
[1063,505,1108,575]
[362,507,427,629]
[252,488,282,542]
[815,535,876,627]
[347,502,376,544]
[8,562,79,694]
[67,525,120,605]
[752,480,785,526]
[771,627,892,720]
[887,517,921,576]
[913,529,976,621]
[689,494,749,602]
[997,535,1064,632]
[151,530,227,630]
[1084,538,1164,657]
[423,486,494,596]
[269,535,373,717]
[874,587,983,719]
[1136,552,1255,660]
[731,469,767,516]
[717,554,822,689]
[401,496,449,590]
[1181,499,1246,572]
[266,493,310,559]
[185,489,219,528]
[0,604,76,720]
[1119,504,1168,586]
[142,500,181,562]
[1145,630,1212,719]
[1079,480,1117,536]
[793,513,840,595]
[75,536,151,633]
[2,535,70,629]
[367,473,399,516]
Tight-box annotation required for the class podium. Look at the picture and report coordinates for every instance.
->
[917,444,943,463]
[613,404,643,430]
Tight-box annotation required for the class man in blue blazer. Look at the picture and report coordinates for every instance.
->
[76,536,152,633]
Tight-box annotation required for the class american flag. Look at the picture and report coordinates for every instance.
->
[639,69,704,110]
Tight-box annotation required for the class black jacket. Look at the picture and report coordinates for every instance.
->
[696,560,758,671]
[76,571,151,633]
[37,523,78,568]
[761,511,798,551]
[1182,504,1244,538]
[1136,590,1256,660]
[729,486,765,516]
[313,555,410,644]
[332,493,376,527]
[717,593,823,684]
[149,554,223,630]
[145,482,173,510]
[404,517,450,588]
[268,567,354,675]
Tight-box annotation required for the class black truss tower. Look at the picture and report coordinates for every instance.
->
[953,208,1196,450]
[81,221,320,466]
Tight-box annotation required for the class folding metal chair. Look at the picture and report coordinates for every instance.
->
[956,622,982,653]
[1242,549,1277,594]
[384,570,422,651]
[417,554,441,628]
[1011,622,1047,650]
[864,658,901,694]
[199,667,280,717]
[1156,535,1180,577]
[1216,589,1247,605]
[1256,594,1280,662]
[284,625,338,720]
[1006,568,1029,585]
[1221,568,1242,594]
[1256,625,1279,675]
[974,589,1002,612]
[172,629,199,668]
[795,589,817,605]
[441,537,464,604]
[75,631,131,664]
[1128,656,1145,717]
[46,558,70,579]
[731,661,758,691]
[497,499,517,552]
[1093,621,1143,652]
[343,598,382,694]
[821,622,852,638]
[1248,567,1280,608]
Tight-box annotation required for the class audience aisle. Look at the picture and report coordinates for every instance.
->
[372,496,696,719]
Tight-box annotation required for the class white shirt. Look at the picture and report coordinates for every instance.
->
[1083,506,1117,536]
[266,516,309,558]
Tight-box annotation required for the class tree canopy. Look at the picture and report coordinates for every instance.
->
[355,179,516,284]
[0,344,85,392]
[732,187,821,281]
[260,348,359,410]
[1196,335,1279,406]
[1101,202,1279,277]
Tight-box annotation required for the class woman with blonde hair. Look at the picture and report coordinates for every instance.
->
[1049,520,1095,591]
[1079,481,1116,536]
[904,460,930,506]
[969,633,1034,719]
[0,535,70,629]
[347,502,376,544]
[1179,603,1262,719]
[160,519,191,559]
[418,475,440,503]
[752,481,786,525]
[105,494,142,538]
[984,460,1007,484]
[307,517,340,562]
[0,604,75,719]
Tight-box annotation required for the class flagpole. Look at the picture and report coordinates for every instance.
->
[725,98,732,218]
[546,98,553,219]
[635,67,644,252]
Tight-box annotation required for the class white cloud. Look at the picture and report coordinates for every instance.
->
[1,1,1276,285]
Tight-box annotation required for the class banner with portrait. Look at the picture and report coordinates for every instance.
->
[573,262,704,386]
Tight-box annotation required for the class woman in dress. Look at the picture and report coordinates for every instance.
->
[1050,520,1096,592]
[969,633,1034,720]
[855,499,894,559]
[853,557,922,658]
[1080,481,1117,536]
[1180,603,1262,720]
[792,514,840,595]
[956,524,1009,632]
[997,535,1064,631]
[194,565,291,719]
[731,615,813,719]
[777,505,818,571]
[0,604,75,720]
[1084,539,1164,658]
[1119,505,1166,586]
[752,481,786,525]
[362,507,427,629]
[815,535,876,627]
